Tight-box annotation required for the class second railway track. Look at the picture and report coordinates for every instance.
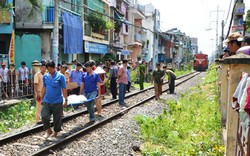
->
[0,72,200,156]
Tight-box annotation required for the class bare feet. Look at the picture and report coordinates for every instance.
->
[44,129,53,139]
[51,132,58,138]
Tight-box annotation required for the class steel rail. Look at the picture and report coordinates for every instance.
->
[0,72,195,146]
[30,72,200,156]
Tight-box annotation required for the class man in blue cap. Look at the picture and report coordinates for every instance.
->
[222,47,231,59]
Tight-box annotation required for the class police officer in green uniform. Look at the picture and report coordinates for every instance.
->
[164,64,176,94]
[139,60,146,90]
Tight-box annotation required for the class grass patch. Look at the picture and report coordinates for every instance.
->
[0,100,36,134]
[134,65,224,155]
[174,69,193,78]
[133,83,152,89]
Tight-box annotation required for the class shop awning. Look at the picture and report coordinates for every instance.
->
[121,50,130,55]
[62,12,83,54]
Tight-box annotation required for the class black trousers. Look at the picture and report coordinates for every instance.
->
[169,78,175,94]
[110,77,117,99]
[127,81,131,92]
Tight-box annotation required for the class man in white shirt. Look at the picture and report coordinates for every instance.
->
[18,61,29,95]
[0,62,9,99]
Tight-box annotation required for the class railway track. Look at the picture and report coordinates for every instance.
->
[0,72,200,156]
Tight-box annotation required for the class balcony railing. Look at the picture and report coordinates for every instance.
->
[42,5,55,23]
[42,3,81,24]
[135,32,142,42]
[137,4,144,15]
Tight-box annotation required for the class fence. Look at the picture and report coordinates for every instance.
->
[217,54,250,156]
[0,72,35,101]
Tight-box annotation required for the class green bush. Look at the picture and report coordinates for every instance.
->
[135,67,224,155]
[130,68,139,84]
[87,12,114,33]
[0,100,35,134]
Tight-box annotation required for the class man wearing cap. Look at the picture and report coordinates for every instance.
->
[69,62,83,95]
[223,32,242,55]
[0,62,9,99]
[238,35,250,47]
[222,47,231,59]
[34,63,46,124]
[152,63,165,100]
[236,35,250,55]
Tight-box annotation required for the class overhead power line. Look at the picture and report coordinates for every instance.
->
[225,0,238,38]
[224,0,234,25]
[60,0,156,34]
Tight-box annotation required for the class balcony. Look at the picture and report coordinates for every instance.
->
[42,5,55,24]
[134,4,145,19]
[137,4,144,15]
[134,32,142,43]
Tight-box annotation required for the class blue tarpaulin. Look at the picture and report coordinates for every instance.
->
[62,12,83,54]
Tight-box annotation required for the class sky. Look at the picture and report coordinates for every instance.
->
[139,0,250,56]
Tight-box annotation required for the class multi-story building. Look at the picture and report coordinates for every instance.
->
[125,0,145,62]
[109,0,130,60]
[83,0,110,61]
[0,0,13,66]
[14,0,83,69]
[152,9,161,68]
[141,3,154,63]
[166,28,194,69]
[190,37,198,54]
[160,32,172,64]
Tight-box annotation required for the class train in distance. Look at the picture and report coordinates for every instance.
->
[193,54,209,71]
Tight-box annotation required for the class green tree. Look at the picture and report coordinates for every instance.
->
[246,9,250,34]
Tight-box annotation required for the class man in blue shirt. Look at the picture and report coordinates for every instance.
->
[79,61,101,124]
[41,60,68,139]
[69,62,83,95]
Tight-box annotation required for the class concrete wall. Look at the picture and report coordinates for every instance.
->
[15,33,42,70]
[142,15,154,62]
[131,45,141,62]
[41,31,51,60]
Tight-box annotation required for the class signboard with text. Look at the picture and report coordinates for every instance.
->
[85,41,108,54]
[235,3,245,16]
[231,25,244,34]
[9,30,15,64]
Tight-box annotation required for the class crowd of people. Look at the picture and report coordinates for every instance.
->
[0,61,31,99]
[220,33,250,60]
[0,57,176,139]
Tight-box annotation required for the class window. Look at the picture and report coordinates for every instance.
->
[0,41,7,54]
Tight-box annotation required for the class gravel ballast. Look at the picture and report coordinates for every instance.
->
[53,72,206,156]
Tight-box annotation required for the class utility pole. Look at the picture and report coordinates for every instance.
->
[215,6,219,58]
[208,6,224,58]
[221,20,224,51]
[152,9,157,69]
[52,0,59,66]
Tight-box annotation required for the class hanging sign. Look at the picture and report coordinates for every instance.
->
[9,30,15,64]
